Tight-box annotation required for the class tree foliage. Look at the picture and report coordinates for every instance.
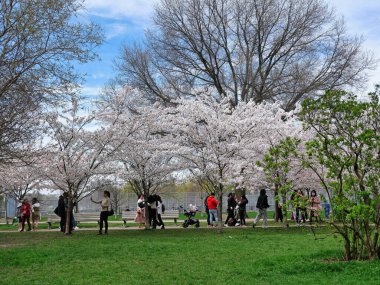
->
[299,89,380,260]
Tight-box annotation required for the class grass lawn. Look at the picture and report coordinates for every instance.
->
[1,228,379,285]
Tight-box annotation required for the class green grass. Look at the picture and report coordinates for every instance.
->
[1,227,379,285]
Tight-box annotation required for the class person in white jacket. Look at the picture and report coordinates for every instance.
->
[31,198,41,231]
[156,195,165,229]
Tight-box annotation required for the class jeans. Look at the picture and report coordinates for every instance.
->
[254,208,268,227]
[209,209,218,224]
[99,211,109,233]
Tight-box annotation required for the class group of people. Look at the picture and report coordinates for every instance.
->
[134,194,166,229]
[14,188,326,234]
[205,188,325,228]
[56,192,77,234]
[289,189,323,225]
[16,197,40,232]
[204,190,269,228]
[223,192,250,227]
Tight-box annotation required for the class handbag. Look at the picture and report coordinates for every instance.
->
[108,204,114,216]
[54,207,61,217]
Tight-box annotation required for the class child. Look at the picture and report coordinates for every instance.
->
[252,189,270,228]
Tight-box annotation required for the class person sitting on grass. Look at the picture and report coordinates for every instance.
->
[252,189,270,228]
[206,192,219,227]
[91,191,111,235]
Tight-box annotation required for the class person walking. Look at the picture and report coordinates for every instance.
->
[204,195,214,226]
[309,190,322,224]
[135,195,145,228]
[57,195,66,232]
[15,201,22,231]
[91,191,111,235]
[156,195,165,229]
[238,195,248,226]
[295,190,307,225]
[31,198,41,231]
[224,193,237,227]
[147,194,159,229]
[20,198,31,232]
[252,189,270,228]
[206,192,219,227]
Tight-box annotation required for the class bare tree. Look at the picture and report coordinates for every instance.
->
[0,0,103,163]
[118,0,374,110]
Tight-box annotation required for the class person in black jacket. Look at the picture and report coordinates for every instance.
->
[57,195,66,232]
[253,189,270,228]
[238,195,248,226]
[224,193,237,227]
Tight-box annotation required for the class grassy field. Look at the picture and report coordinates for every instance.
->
[1,227,379,285]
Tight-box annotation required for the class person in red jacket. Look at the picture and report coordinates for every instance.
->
[20,198,31,232]
[206,192,219,227]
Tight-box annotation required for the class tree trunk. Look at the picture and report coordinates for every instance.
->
[65,196,73,235]
[274,185,279,222]
[282,195,288,228]
[144,193,150,230]
[217,192,223,232]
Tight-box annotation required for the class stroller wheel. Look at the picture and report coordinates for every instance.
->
[195,221,200,228]
[182,222,188,228]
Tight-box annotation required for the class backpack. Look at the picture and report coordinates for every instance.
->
[161,204,166,213]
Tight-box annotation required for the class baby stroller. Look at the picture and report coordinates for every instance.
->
[182,205,200,228]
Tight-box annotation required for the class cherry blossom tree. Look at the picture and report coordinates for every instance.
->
[0,163,42,201]
[42,97,135,234]
[153,92,299,228]
[100,87,177,228]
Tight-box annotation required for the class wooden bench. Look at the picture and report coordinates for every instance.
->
[122,210,179,227]
[47,212,102,229]
[46,213,61,229]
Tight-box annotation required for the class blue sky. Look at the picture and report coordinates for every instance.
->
[78,0,380,99]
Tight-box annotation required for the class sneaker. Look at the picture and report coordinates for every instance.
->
[224,224,229,227]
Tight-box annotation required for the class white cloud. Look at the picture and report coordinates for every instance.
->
[83,0,155,22]
[331,0,380,92]
[104,23,129,40]
[80,86,103,99]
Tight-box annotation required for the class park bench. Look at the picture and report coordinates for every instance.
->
[47,212,102,229]
[122,210,180,227]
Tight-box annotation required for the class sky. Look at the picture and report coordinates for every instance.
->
[78,0,380,99]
